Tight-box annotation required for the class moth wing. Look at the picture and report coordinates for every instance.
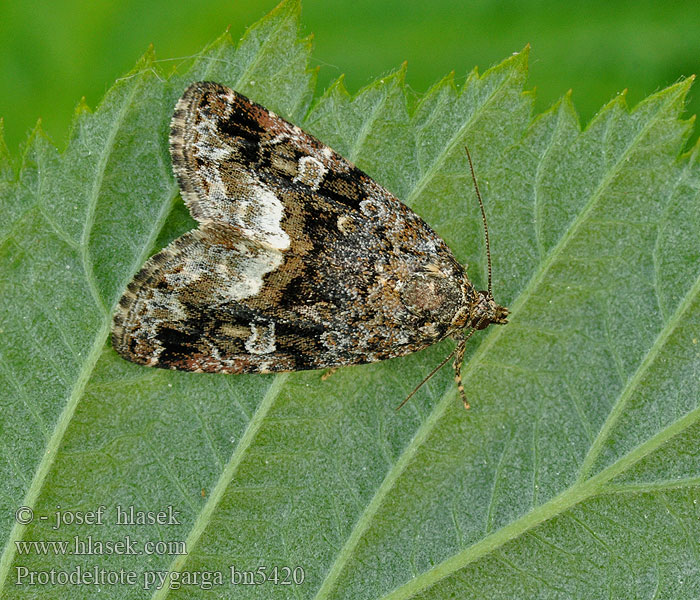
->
[112,223,458,373]
[113,224,311,373]
[170,81,421,251]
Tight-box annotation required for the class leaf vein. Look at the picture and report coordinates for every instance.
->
[0,115,177,590]
[403,64,522,208]
[150,374,287,600]
[80,78,145,316]
[578,266,700,481]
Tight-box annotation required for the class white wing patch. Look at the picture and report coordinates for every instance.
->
[293,155,327,190]
[211,242,284,303]
[182,97,291,252]
[238,178,290,251]
[158,236,284,307]
[245,322,276,355]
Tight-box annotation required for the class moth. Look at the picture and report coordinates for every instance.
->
[111,82,509,408]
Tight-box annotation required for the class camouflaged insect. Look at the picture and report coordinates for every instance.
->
[111,81,509,408]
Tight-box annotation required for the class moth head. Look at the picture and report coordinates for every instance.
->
[469,290,509,330]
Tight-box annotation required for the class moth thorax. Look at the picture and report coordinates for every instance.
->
[469,290,509,330]
[400,271,463,324]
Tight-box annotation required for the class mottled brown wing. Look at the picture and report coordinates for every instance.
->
[112,82,469,373]
[170,82,371,246]
[113,224,311,372]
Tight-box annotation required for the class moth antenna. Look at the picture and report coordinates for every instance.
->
[395,345,459,410]
[464,146,492,297]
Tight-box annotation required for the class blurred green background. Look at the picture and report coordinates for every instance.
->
[1,0,698,154]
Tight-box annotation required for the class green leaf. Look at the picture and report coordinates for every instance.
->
[2,2,699,598]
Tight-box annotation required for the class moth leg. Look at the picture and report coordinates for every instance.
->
[452,340,469,410]
[321,367,339,381]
